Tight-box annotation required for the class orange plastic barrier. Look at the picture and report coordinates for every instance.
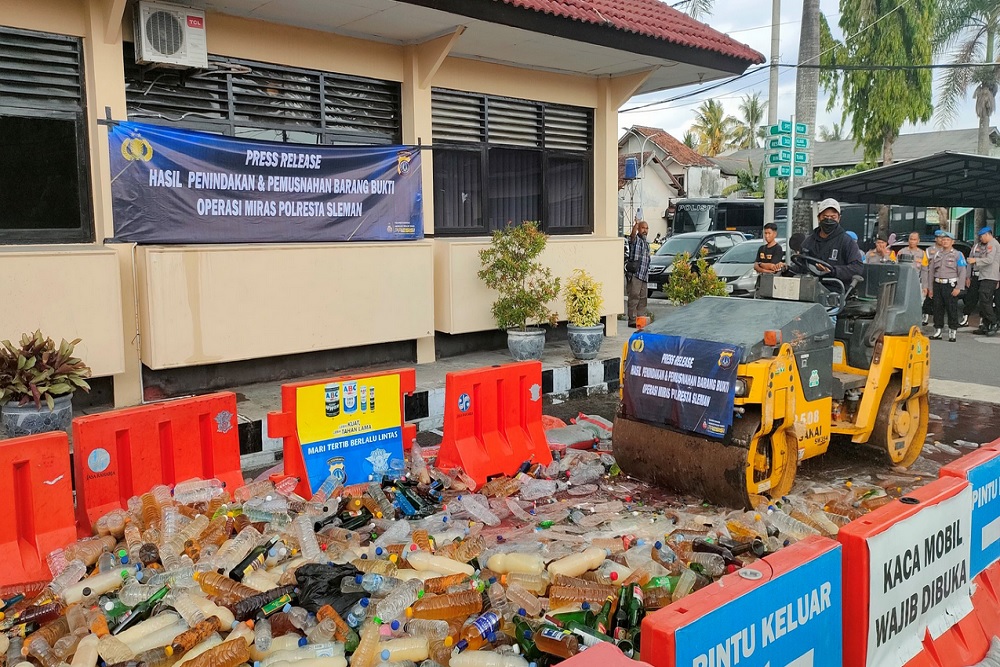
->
[840,476,981,667]
[267,369,416,498]
[435,361,552,488]
[0,432,76,586]
[560,641,652,667]
[73,392,244,532]
[641,535,842,667]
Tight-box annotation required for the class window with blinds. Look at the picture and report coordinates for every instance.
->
[123,44,402,145]
[0,27,92,243]
[432,89,592,236]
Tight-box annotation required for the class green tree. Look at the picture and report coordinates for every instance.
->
[933,0,1000,226]
[822,0,936,236]
[733,92,768,149]
[663,250,728,305]
[682,130,698,150]
[674,0,715,20]
[818,122,848,141]
[690,99,737,156]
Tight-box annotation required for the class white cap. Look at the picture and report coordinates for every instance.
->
[817,198,841,215]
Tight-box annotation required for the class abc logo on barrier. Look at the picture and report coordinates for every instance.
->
[459,393,471,413]
[87,448,111,474]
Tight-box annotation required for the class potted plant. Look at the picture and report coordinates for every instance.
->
[478,222,561,361]
[0,330,91,437]
[564,269,605,360]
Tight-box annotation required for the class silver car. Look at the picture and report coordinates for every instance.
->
[713,238,787,297]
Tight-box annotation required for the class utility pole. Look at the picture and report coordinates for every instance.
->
[763,0,781,228]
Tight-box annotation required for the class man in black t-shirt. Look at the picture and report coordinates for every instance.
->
[754,222,785,274]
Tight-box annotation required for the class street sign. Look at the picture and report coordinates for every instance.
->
[767,165,806,178]
[794,151,809,164]
[769,136,791,149]
[795,137,810,149]
[768,120,809,135]
[768,150,791,164]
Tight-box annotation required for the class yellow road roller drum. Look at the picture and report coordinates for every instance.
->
[613,260,929,508]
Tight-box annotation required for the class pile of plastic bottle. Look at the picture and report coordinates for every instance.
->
[0,442,918,667]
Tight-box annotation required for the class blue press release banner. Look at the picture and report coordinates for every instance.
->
[674,546,843,667]
[108,121,422,243]
[966,454,1000,577]
[622,333,743,438]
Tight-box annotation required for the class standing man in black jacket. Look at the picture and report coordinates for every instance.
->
[799,198,864,283]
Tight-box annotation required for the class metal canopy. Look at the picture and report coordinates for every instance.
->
[795,151,1000,208]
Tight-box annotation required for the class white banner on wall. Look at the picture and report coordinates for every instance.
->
[867,486,973,667]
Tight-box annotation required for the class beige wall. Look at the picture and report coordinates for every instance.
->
[434,237,623,335]
[0,247,125,377]
[1,2,628,405]
[136,243,434,369]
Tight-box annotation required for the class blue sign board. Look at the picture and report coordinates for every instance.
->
[966,455,1000,577]
[108,121,423,244]
[675,547,843,667]
[623,333,742,438]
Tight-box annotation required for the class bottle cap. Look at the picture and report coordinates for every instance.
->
[524,630,533,639]
[360,598,370,608]
[381,650,390,661]
[283,603,292,613]
[654,541,663,549]
[298,637,308,647]
[355,575,364,584]
[455,640,468,652]
[443,637,454,647]
[164,647,173,657]
[375,547,384,556]
[581,602,591,610]
[518,608,526,616]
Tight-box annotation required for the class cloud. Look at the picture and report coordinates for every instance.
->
[620,0,980,143]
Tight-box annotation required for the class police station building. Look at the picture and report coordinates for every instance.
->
[0,0,761,406]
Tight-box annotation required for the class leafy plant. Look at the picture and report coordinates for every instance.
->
[478,222,561,331]
[0,330,92,410]
[663,249,728,305]
[564,269,604,328]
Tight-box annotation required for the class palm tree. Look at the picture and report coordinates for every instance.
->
[732,93,767,149]
[818,123,846,141]
[673,0,715,20]
[793,0,821,234]
[682,131,698,150]
[933,0,1000,157]
[690,100,737,156]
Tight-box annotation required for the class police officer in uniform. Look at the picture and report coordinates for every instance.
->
[926,231,967,341]
[968,227,1000,336]
[921,229,945,325]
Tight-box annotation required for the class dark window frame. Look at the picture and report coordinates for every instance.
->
[431,89,593,237]
[0,27,93,244]
[123,43,402,146]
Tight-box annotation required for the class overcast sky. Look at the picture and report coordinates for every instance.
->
[619,0,981,143]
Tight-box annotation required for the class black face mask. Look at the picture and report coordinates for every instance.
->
[819,218,839,234]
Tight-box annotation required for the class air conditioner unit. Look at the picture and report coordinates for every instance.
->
[134,1,208,69]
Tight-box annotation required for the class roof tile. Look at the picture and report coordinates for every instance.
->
[630,125,715,167]
[497,0,763,63]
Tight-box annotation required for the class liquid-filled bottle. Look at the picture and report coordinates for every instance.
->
[71,633,100,667]
[408,590,482,621]
[172,617,224,654]
[377,637,429,663]
[181,638,249,667]
[405,552,474,577]
[486,553,545,576]
[547,548,606,579]
[454,612,500,652]
[112,586,170,635]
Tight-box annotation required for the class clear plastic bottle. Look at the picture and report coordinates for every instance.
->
[120,580,164,607]
[408,590,482,621]
[451,537,484,565]
[422,574,470,596]
[671,568,697,602]
[314,606,359,651]
[64,568,131,605]
[97,635,135,665]
[64,536,118,567]
[368,483,395,518]
[504,583,541,617]
[547,584,617,610]
[500,573,548,596]
[686,552,725,578]
[52,632,81,660]
[194,571,259,600]
[448,652,528,667]
[375,580,424,624]
[518,479,557,502]
[48,559,88,596]
[408,444,431,486]
[486,580,511,620]
[175,634,224,667]
[403,620,450,641]
[457,496,500,527]
[344,574,401,596]
[174,479,226,506]
[292,516,325,563]
[235,480,275,504]
[243,496,291,525]
[254,618,273,652]
[166,591,207,627]
[346,599,371,629]
[454,612,500,653]
[765,510,821,540]
[374,520,411,550]
[135,645,175,667]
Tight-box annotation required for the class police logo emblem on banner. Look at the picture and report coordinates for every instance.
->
[121,136,153,162]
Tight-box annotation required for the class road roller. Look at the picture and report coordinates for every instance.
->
[613,252,930,508]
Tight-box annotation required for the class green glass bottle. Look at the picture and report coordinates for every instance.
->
[643,576,679,593]
[230,536,279,582]
[111,585,169,635]
[591,595,615,635]
[512,615,542,661]
[545,601,594,628]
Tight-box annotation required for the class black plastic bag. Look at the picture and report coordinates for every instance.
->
[294,562,365,614]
